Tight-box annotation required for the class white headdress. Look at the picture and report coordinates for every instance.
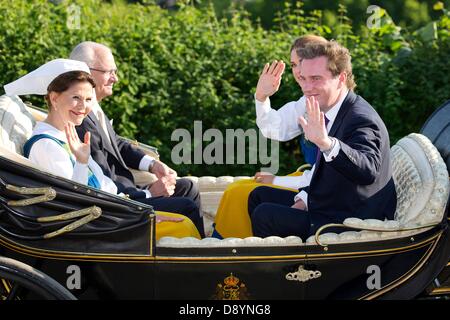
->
[4,59,91,96]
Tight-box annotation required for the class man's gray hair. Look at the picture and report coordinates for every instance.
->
[69,41,112,66]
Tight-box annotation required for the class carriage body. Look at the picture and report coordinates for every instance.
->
[0,96,449,300]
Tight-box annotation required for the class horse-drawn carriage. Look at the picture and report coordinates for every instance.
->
[0,94,449,300]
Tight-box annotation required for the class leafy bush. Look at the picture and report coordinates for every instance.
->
[0,0,448,177]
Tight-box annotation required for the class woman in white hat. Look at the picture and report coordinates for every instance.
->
[5,59,200,240]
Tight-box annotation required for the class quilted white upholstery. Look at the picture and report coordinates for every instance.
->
[183,175,252,192]
[392,133,449,226]
[158,235,303,248]
[0,95,35,155]
[0,95,50,172]
[305,229,421,245]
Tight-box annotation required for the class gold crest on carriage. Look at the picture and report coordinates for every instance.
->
[212,273,249,300]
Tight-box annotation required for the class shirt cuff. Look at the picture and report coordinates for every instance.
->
[143,189,152,198]
[254,94,271,114]
[139,155,156,171]
[294,190,308,209]
[73,161,89,185]
[273,176,310,190]
[323,138,341,162]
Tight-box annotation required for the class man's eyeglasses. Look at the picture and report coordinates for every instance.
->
[89,67,118,76]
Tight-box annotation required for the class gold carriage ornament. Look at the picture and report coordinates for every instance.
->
[212,273,249,300]
[286,265,322,282]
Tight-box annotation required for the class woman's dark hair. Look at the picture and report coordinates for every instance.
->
[45,70,96,108]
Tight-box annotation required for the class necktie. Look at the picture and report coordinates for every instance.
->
[97,109,111,143]
[315,116,330,164]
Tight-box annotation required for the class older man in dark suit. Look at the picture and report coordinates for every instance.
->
[249,40,397,239]
[70,42,204,237]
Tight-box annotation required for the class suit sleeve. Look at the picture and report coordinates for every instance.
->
[113,180,148,199]
[115,134,147,170]
[330,116,383,185]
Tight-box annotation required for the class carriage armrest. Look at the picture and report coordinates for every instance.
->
[118,136,160,160]
[0,146,48,172]
[296,163,312,172]
[24,103,47,122]
[117,138,160,187]
[306,218,439,247]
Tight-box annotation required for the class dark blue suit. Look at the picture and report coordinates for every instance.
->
[249,91,397,239]
[76,110,205,237]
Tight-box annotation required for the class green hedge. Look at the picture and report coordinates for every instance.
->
[0,0,449,177]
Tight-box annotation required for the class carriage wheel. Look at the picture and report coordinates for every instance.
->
[0,257,76,300]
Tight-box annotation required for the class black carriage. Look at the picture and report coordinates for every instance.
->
[0,95,449,300]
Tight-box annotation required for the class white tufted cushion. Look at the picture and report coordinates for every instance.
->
[0,95,51,172]
[0,95,36,155]
[343,218,400,231]
[305,228,422,245]
[158,235,303,248]
[391,133,449,227]
[185,176,252,192]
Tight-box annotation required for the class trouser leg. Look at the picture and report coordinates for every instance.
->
[248,186,310,239]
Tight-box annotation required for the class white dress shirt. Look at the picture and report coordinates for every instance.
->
[255,91,349,207]
[28,122,119,195]
[255,95,310,189]
[256,95,306,142]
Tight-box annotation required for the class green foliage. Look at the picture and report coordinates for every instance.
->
[205,0,450,32]
[0,0,449,177]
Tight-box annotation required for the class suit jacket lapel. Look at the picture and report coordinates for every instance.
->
[88,112,128,169]
[328,91,355,138]
[104,113,129,169]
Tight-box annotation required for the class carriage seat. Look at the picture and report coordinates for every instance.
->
[304,133,449,245]
[181,175,251,235]
[159,133,449,247]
